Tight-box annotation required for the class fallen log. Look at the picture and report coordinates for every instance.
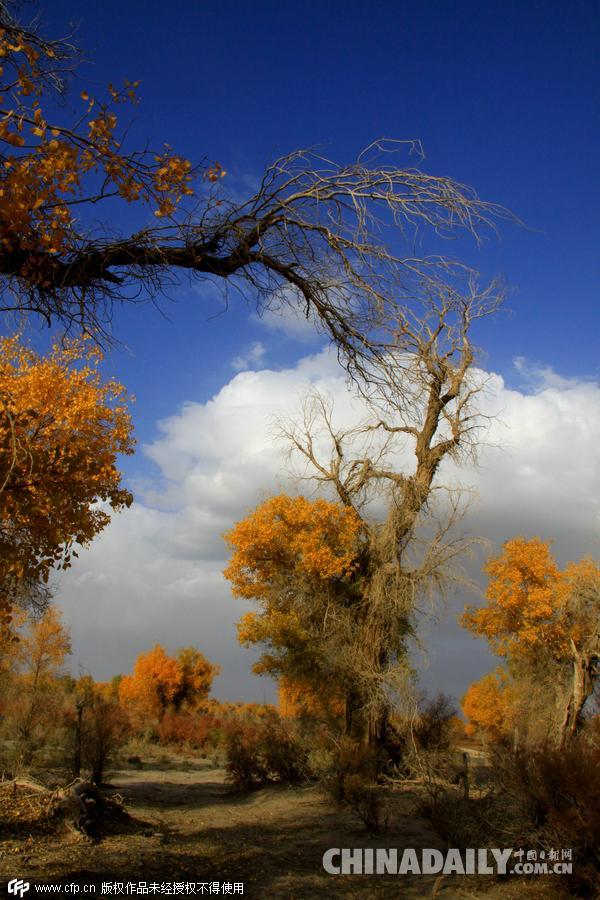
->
[0,777,132,840]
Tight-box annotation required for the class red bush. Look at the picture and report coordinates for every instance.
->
[156,711,217,749]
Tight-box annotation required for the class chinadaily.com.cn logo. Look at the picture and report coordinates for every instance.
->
[8,880,30,897]
[322,847,573,876]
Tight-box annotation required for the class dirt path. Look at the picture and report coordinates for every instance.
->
[0,759,564,898]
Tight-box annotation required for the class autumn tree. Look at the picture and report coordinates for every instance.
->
[225,278,499,755]
[119,645,182,723]
[10,605,71,760]
[461,670,514,743]
[462,537,600,746]
[225,495,362,718]
[0,334,134,636]
[278,675,345,722]
[0,3,516,761]
[65,675,128,784]
[176,647,221,705]
[119,644,219,725]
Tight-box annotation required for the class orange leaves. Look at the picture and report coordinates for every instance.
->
[152,152,194,218]
[0,334,134,594]
[0,26,201,267]
[461,670,513,741]
[119,645,183,719]
[237,607,309,676]
[19,606,71,675]
[278,675,345,720]
[177,646,221,703]
[224,494,364,696]
[119,644,219,722]
[206,161,227,183]
[462,537,600,665]
[463,537,569,660]
[2,606,71,738]
[224,493,362,601]
[224,495,363,695]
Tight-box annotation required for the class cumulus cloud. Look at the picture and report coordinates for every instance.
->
[231,341,266,372]
[55,349,600,704]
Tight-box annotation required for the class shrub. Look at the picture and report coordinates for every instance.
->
[82,698,129,785]
[424,737,600,896]
[510,739,600,893]
[223,719,269,791]
[156,711,216,750]
[413,692,459,751]
[314,738,389,833]
[222,710,307,791]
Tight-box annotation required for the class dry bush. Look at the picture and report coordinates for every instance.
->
[222,710,308,792]
[0,740,25,779]
[81,699,129,785]
[342,774,389,834]
[156,711,217,751]
[510,740,600,894]
[223,719,269,791]
[423,737,599,896]
[0,675,70,772]
[412,693,459,751]
[395,744,479,833]
[120,736,173,769]
[314,737,389,834]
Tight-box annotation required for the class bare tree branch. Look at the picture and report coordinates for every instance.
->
[1,138,516,384]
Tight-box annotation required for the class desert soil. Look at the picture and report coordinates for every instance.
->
[0,752,567,898]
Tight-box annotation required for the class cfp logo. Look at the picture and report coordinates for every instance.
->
[8,880,30,897]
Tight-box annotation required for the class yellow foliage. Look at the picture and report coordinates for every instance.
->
[119,645,183,719]
[0,335,134,604]
[224,493,362,601]
[461,670,514,741]
[462,537,600,663]
[278,675,345,720]
[119,644,219,721]
[0,27,201,275]
[224,494,364,701]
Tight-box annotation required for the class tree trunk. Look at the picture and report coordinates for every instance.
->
[344,691,370,747]
[559,649,593,747]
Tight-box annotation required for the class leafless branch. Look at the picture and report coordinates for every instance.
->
[1,141,516,387]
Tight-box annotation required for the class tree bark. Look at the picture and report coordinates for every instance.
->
[559,648,594,747]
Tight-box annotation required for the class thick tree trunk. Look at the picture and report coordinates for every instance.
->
[559,649,593,747]
[344,692,370,746]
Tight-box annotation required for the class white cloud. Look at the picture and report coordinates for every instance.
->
[251,286,324,344]
[512,355,596,392]
[231,340,266,372]
[55,350,600,704]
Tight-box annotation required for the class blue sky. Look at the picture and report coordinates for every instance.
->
[20,1,600,699]
[39,0,598,409]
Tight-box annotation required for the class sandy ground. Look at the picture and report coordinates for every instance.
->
[0,754,569,898]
